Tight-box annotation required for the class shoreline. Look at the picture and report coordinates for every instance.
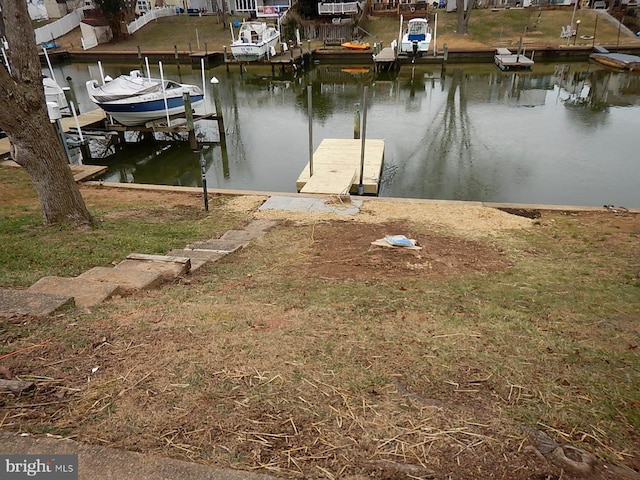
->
[40,44,640,67]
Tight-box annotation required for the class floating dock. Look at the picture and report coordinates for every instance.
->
[494,48,534,71]
[296,139,384,195]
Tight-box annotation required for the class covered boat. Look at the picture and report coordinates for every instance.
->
[86,71,204,126]
[230,21,280,62]
[399,17,432,57]
[43,76,70,115]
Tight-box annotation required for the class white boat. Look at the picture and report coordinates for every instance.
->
[399,17,432,57]
[85,70,204,126]
[43,76,70,115]
[230,21,280,62]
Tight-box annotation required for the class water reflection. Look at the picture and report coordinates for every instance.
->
[51,60,640,207]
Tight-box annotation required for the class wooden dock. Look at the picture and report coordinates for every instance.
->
[494,48,534,71]
[224,46,312,73]
[1,109,106,160]
[374,47,399,73]
[0,159,107,182]
[296,139,385,195]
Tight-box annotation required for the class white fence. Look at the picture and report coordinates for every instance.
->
[317,2,361,15]
[34,7,89,45]
[81,36,99,50]
[127,7,177,35]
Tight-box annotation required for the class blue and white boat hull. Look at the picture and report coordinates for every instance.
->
[86,73,204,126]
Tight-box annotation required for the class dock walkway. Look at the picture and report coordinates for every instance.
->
[0,109,106,159]
[296,139,385,196]
[373,47,399,73]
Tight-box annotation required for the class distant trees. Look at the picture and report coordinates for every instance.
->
[93,0,135,40]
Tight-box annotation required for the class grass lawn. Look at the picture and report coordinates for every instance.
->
[1,165,639,478]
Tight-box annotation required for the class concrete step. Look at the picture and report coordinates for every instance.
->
[167,249,228,272]
[78,267,163,294]
[114,253,191,280]
[0,430,278,480]
[28,277,120,308]
[0,288,74,318]
[186,239,244,254]
[243,219,279,238]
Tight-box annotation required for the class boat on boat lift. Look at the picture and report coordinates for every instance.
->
[86,70,204,126]
[230,21,280,62]
[399,16,432,57]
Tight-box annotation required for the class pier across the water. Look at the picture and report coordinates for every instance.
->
[296,139,384,196]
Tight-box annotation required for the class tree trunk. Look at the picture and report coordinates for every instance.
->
[0,1,93,228]
[456,0,473,35]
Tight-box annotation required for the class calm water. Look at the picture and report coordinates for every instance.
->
[49,60,640,207]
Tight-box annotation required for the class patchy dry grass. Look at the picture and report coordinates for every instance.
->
[0,168,639,478]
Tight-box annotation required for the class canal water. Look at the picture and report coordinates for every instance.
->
[49,60,640,208]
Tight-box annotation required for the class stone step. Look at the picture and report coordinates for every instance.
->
[0,288,74,318]
[185,239,244,254]
[114,253,191,280]
[28,277,120,308]
[78,267,163,294]
[243,219,279,238]
[167,249,228,272]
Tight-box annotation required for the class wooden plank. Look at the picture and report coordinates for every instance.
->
[70,165,108,182]
[297,139,384,195]
[126,253,191,265]
[374,47,397,62]
[301,166,358,195]
[60,109,106,132]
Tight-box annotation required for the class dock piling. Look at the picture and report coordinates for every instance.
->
[353,103,360,140]
[183,92,198,151]
[210,77,225,137]
[307,85,313,177]
[358,87,368,195]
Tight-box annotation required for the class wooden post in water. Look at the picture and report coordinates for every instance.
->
[307,85,313,177]
[353,103,361,139]
[137,45,143,73]
[442,43,448,75]
[210,77,225,137]
[174,45,182,80]
[358,87,368,195]
[223,46,229,72]
[183,92,198,151]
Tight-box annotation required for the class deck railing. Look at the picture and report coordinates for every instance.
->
[318,1,362,14]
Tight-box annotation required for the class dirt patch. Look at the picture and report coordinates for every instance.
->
[294,220,511,280]
[227,195,534,237]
